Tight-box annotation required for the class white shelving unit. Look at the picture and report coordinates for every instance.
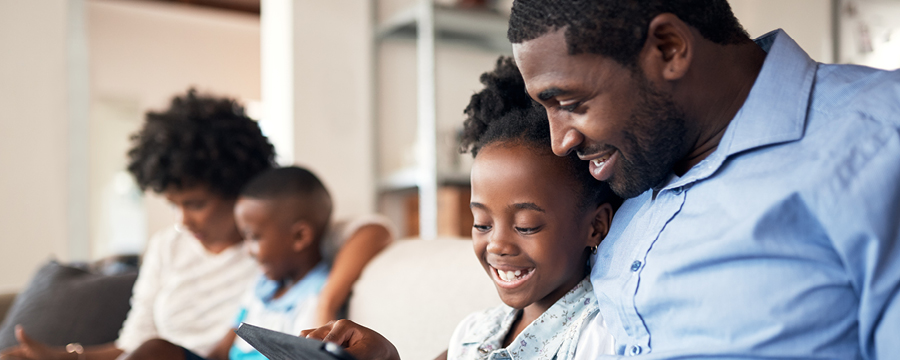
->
[373,0,509,239]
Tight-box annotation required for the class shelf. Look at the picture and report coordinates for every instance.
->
[376,5,511,54]
[378,168,470,192]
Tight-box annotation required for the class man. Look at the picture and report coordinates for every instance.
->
[303,1,899,359]
[510,0,899,359]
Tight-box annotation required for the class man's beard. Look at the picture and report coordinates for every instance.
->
[585,74,689,199]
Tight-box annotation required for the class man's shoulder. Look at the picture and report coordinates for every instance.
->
[810,64,900,128]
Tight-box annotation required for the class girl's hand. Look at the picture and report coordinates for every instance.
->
[0,325,72,360]
[300,320,400,360]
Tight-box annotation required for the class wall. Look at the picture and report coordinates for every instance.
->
[731,0,833,62]
[0,0,75,291]
[289,1,378,220]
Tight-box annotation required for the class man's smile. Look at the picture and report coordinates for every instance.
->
[581,150,618,181]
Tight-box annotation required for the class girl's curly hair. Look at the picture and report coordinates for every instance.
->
[459,57,622,212]
[126,88,276,198]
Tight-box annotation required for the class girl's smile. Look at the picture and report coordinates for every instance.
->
[489,265,535,288]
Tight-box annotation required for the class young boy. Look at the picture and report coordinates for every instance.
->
[222,166,335,360]
[125,166,392,360]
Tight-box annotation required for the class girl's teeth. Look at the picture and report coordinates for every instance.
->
[496,268,529,282]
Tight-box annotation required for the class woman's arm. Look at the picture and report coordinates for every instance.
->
[315,224,393,325]
[116,232,168,353]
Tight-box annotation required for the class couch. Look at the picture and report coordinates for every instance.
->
[0,238,502,360]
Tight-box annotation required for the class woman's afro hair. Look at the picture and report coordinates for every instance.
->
[459,57,622,212]
[126,88,276,198]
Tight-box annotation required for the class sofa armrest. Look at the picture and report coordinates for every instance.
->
[0,292,15,325]
[348,238,501,360]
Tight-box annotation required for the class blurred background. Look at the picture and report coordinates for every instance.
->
[1,0,898,292]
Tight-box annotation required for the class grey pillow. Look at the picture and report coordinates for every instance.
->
[0,260,137,350]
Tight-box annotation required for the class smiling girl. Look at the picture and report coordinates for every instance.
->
[301,57,620,360]
[448,57,620,359]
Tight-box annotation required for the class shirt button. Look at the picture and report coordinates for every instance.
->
[673,187,684,195]
[630,345,643,355]
[630,260,642,272]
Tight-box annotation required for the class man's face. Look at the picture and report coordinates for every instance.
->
[513,29,689,199]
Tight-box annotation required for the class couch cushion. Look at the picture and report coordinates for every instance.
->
[348,238,501,360]
[0,260,137,350]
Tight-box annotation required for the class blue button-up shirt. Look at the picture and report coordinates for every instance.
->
[590,29,900,359]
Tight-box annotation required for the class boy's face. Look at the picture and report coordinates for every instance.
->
[470,143,601,313]
[234,197,297,280]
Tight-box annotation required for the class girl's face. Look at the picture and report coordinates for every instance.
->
[470,142,608,314]
[164,184,241,250]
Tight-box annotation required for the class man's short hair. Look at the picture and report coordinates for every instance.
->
[508,0,750,67]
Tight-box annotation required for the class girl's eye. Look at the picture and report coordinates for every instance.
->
[515,226,541,235]
[473,224,492,232]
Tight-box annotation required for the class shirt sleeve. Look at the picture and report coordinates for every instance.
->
[115,229,171,352]
[816,126,900,360]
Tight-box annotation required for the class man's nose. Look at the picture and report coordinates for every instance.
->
[548,114,584,157]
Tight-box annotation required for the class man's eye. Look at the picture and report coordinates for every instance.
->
[559,102,581,112]
[473,224,492,232]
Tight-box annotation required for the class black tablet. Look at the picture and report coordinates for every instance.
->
[234,323,357,360]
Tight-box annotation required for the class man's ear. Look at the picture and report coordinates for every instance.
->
[587,203,614,248]
[639,13,694,82]
[290,220,316,252]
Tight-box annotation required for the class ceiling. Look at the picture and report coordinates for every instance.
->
[152,0,260,15]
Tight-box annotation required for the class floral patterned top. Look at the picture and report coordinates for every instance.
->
[447,278,605,360]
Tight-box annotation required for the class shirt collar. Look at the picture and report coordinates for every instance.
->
[254,261,329,311]
[666,29,817,190]
[460,279,596,359]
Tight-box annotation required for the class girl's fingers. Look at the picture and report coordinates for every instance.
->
[302,321,336,340]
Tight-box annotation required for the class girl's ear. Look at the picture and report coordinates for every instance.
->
[290,220,315,253]
[587,203,614,248]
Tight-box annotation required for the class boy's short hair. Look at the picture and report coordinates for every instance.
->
[459,56,622,212]
[126,88,276,198]
[240,166,333,241]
